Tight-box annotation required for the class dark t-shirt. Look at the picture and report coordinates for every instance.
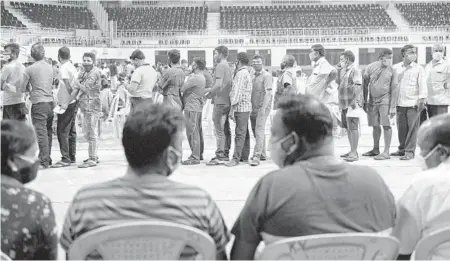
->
[231,156,396,245]
[181,73,206,112]
[213,61,232,106]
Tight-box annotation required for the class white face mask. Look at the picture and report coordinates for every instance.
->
[432,52,444,61]
[166,146,182,174]
[382,58,392,67]
[416,155,429,171]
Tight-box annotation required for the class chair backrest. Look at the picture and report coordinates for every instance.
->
[412,226,450,260]
[257,233,399,260]
[0,252,12,261]
[68,221,216,260]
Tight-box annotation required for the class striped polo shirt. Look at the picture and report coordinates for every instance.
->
[60,172,230,258]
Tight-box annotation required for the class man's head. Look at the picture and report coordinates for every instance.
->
[82,52,96,71]
[401,44,417,64]
[236,52,249,69]
[181,59,188,69]
[130,49,146,68]
[58,46,70,63]
[122,103,185,175]
[3,43,20,62]
[252,54,264,72]
[269,95,334,168]
[30,43,45,62]
[280,55,295,70]
[432,43,445,61]
[296,69,302,77]
[168,49,181,65]
[214,45,228,63]
[309,44,325,62]
[378,48,393,67]
[417,113,450,170]
[339,50,355,68]
[191,57,206,73]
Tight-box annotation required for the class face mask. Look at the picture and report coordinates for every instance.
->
[2,54,11,62]
[280,62,286,70]
[419,144,450,170]
[9,155,40,184]
[269,132,297,168]
[309,52,317,61]
[340,59,348,68]
[407,54,417,63]
[417,155,429,171]
[382,58,392,67]
[432,52,444,61]
[165,146,182,175]
[83,64,93,71]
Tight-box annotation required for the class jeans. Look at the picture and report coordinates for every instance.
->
[31,102,54,167]
[130,97,152,113]
[250,107,270,159]
[212,104,231,158]
[83,112,99,160]
[184,110,204,160]
[396,106,419,155]
[232,111,251,162]
[427,104,448,118]
[57,102,78,163]
[2,103,28,121]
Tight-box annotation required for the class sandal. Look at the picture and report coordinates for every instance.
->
[51,161,71,168]
[374,154,391,160]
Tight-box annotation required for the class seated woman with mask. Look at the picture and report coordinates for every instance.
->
[1,120,58,260]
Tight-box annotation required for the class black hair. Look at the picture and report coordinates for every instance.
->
[83,52,96,63]
[4,43,20,57]
[58,46,70,60]
[31,43,45,61]
[168,49,181,64]
[401,44,416,57]
[236,52,249,65]
[378,48,393,59]
[340,50,355,63]
[214,45,229,58]
[311,44,325,57]
[193,57,206,70]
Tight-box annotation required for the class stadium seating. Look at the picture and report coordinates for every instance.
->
[1,1,25,28]
[396,2,450,27]
[220,4,396,30]
[106,6,207,31]
[9,1,97,29]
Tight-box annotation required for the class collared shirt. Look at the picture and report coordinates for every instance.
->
[230,66,253,112]
[1,60,25,105]
[364,61,398,105]
[392,157,450,259]
[213,61,233,106]
[23,60,54,104]
[273,67,297,109]
[251,69,273,111]
[338,63,363,110]
[393,61,427,107]
[425,59,450,105]
[76,67,102,114]
[160,64,185,107]
[231,156,395,246]
[58,61,78,106]
[60,172,230,259]
[1,175,58,260]
[181,72,206,112]
[129,64,158,99]
[306,57,336,103]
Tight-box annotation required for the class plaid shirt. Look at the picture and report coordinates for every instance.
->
[393,62,427,107]
[338,63,363,109]
[230,66,252,112]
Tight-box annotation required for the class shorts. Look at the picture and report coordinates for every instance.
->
[367,103,390,127]
[341,109,359,130]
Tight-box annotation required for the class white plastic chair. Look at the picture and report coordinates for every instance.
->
[257,233,400,260]
[412,226,450,260]
[0,252,12,261]
[68,221,216,260]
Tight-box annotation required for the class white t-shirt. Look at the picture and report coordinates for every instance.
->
[1,60,25,106]
[57,61,78,106]
[129,64,157,98]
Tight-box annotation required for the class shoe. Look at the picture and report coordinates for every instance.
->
[400,154,414,160]
[200,156,204,161]
[362,150,380,157]
[70,159,76,164]
[340,152,351,158]
[250,157,260,166]
[260,156,267,161]
[78,159,97,168]
[182,159,200,165]
[390,151,405,157]
[51,161,71,168]
[240,159,249,163]
[225,160,239,167]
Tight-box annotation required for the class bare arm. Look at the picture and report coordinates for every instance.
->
[325,69,338,87]
[389,69,399,111]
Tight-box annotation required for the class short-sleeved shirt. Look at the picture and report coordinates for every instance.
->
[181,73,206,112]
[76,67,102,114]
[273,67,296,109]
[60,173,230,259]
[425,59,450,105]
[230,66,253,112]
[129,64,157,98]
[364,61,397,105]
[203,70,214,90]
[306,57,336,102]
[1,60,25,105]
[232,156,396,245]
[251,69,273,111]
[1,175,58,260]
[23,60,54,104]
[213,61,232,106]
[338,64,363,110]
[393,62,427,107]
[57,61,78,106]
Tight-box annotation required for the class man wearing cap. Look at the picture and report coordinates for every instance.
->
[127,49,157,112]
[392,113,450,260]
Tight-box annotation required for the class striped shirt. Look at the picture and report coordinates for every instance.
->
[230,66,253,112]
[338,63,363,110]
[60,172,230,257]
[393,61,427,107]
[425,59,450,105]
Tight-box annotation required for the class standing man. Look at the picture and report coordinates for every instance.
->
[22,43,55,169]
[180,57,206,165]
[127,49,157,113]
[207,46,232,165]
[392,45,427,160]
[52,47,78,168]
[273,55,296,109]
[160,49,185,110]
[306,44,338,103]
[249,54,272,166]
[362,48,398,160]
[181,59,190,76]
[425,43,450,118]
[1,43,27,121]
[226,52,253,167]
[337,50,363,162]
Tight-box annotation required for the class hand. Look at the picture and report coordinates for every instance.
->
[444,83,449,89]
[363,102,369,113]
[228,108,235,122]
[417,99,426,112]
[389,107,396,117]
[350,103,356,110]
[60,103,68,110]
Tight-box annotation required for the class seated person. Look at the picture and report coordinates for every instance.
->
[1,120,58,260]
[230,94,396,260]
[60,102,230,260]
[392,113,450,260]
